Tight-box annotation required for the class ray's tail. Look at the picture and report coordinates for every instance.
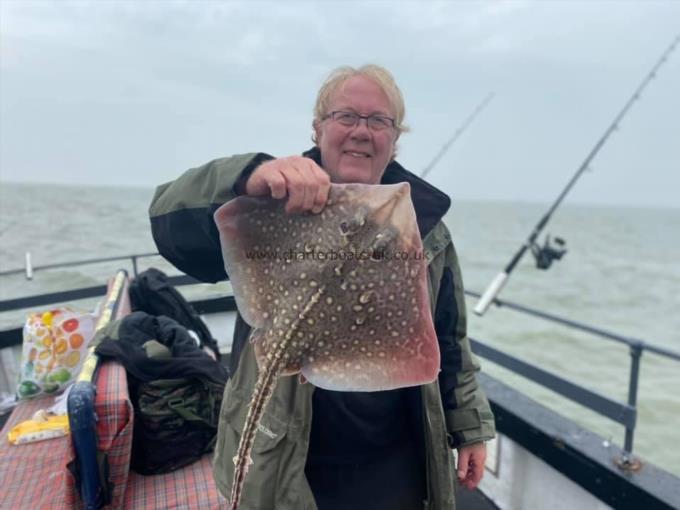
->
[228,285,325,510]
[228,357,283,510]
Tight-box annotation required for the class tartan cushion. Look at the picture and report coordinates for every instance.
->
[124,455,228,509]
[0,360,134,510]
[0,396,76,509]
[94,360,134,509]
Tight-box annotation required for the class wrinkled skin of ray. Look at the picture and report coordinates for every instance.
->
[213,182,439,510]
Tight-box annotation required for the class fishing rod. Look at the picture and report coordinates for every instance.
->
[474,33,680,316]
[420,92,494,179]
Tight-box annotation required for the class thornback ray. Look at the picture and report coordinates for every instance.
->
[213,182,440,510]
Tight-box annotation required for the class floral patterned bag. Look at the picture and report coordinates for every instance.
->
[16,308,96,399]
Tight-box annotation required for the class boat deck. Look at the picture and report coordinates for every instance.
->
[457,485,499,509]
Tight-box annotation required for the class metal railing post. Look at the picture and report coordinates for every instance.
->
[25,252,33,280]
[616,341,643,471]
[624,342,643,453]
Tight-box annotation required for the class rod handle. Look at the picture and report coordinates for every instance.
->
[474,271,509,316]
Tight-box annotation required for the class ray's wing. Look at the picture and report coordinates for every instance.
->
[213,196,287,329]
[214,182,440,392]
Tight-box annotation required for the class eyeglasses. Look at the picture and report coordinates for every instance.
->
[324,111,396,131]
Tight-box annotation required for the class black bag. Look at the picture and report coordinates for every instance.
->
[95,312,229,475]
[131,375,225,474]
[129,268,220,360]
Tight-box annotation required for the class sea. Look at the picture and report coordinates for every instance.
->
[1,181,679,477]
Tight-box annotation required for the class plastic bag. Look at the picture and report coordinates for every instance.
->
[7,410,70,445]
[16,308,96,399]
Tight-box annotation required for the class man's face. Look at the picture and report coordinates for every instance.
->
[314,76,399,185]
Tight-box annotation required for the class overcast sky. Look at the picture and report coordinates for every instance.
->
[1,1,678,208]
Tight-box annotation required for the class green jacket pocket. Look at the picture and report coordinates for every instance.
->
[213,390,290,509]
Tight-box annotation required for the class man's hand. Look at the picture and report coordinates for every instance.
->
[245,156,331,214]
[456,442,487,490]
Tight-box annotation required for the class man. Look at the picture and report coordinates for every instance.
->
[150,64,495,509]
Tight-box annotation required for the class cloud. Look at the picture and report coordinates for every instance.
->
[1,1,678,207]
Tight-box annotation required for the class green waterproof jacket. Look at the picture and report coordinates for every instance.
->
[149,148,495,509]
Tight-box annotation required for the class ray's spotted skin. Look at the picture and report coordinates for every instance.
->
[214,182,439,510]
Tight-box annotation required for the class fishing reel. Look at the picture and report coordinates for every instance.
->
[531,234,567,270]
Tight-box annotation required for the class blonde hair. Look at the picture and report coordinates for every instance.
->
[312,64,410,145]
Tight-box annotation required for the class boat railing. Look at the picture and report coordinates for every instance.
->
[0,251,159,280]
[464,289,680,470]
[1,251,679,472]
